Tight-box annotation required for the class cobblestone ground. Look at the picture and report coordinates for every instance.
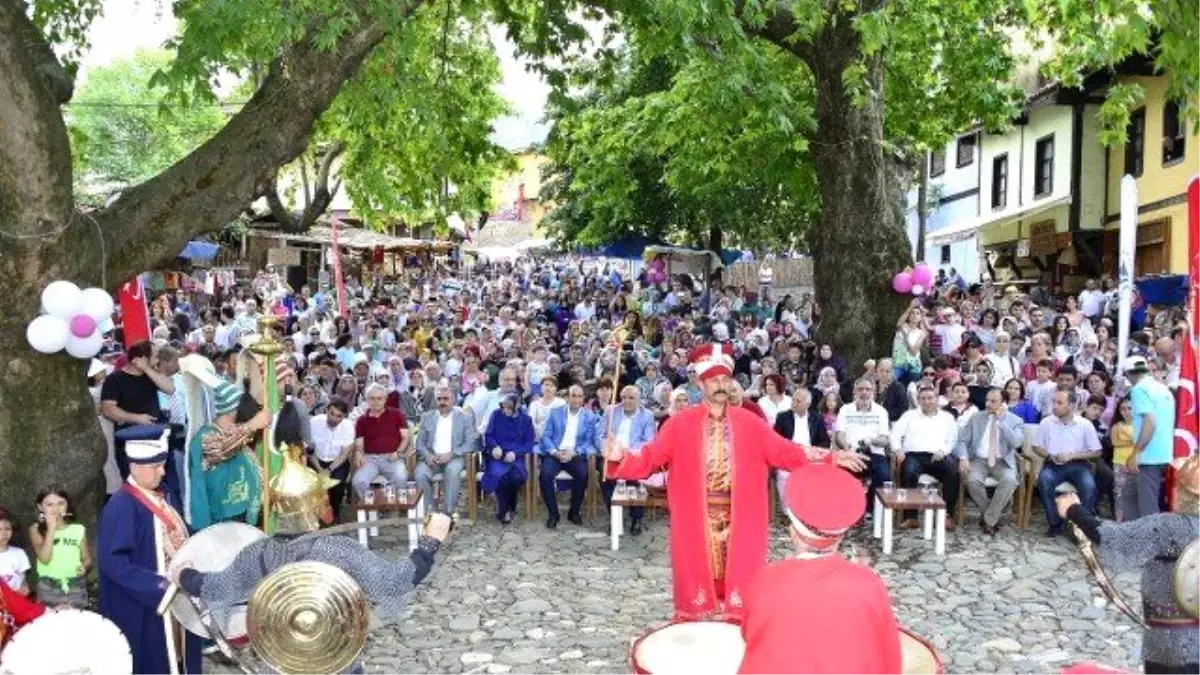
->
[211,504,1144,674]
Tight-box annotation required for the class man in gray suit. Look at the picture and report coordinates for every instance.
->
[414,385,477,514]
[955,387,1025,534]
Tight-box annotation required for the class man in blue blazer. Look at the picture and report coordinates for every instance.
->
[597,386,657,535]
[537,385,599,527]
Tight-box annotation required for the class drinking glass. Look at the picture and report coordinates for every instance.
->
[384,485,396,503]
[897,488,908,501]
[406,480,418,502]
[882,481,894,494]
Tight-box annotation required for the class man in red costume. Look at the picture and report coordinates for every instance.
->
[604,343,864,621]
[0,582,46,648]
[739,459,902,674]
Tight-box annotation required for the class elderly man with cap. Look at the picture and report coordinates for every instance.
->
[1121,355,1177,520]
[738,459,902,674]
[98,429,201,674]
[604,343,864,621]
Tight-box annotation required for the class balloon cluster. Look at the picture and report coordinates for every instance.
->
[647,257,668,285]
[26,281,115,359]
[891,263,935,296]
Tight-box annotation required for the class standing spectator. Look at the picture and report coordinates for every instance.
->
[0,512,30,594]
[874,359,910,422]
[1078,279,1105,324]
[1109,397,1135,522]
[1123,356,1176,520]
[351,384,411,499]
[100,341,175,478]
[29,486,90,608]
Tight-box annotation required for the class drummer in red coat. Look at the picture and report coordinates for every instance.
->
[604,343,864,622]
[739,459,902,674]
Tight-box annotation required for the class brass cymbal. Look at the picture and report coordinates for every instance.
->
[247,561,368,674]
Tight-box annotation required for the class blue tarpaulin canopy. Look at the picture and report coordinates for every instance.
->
[179,240,220,260]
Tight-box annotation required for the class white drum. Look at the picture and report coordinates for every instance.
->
[0,609,132,675]
[631,621,744,674]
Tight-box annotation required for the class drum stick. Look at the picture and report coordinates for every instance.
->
[158,581,180,617]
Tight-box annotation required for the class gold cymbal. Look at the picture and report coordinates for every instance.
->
[247,561,368,674]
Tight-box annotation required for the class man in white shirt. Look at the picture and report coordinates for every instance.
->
[414,386,476,514]
[1078,279,1105,323]
[834,379,892,512]
[309,400,356,521]
[891,386,961,530]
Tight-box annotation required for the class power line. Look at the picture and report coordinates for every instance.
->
[65,100,248,108]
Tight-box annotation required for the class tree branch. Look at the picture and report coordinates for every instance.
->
[299,154,312,209]
[262,175,298,232]
[86,2,426,286]
[734,0,814,65]
[0,0,74,243]
[295,139,345,232]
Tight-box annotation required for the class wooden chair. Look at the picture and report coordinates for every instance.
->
[466,452,535,522]
[528,455,602,521]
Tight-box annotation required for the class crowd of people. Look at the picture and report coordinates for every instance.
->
[0,254,1189,615]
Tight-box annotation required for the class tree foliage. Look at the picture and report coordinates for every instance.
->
[1031,0,1200,145]
[67,49,228,203]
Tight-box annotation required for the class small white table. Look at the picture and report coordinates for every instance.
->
[354,487,426,553]
[609,490,667,551]
[872,487,946,556]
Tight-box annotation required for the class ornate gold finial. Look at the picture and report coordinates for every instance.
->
[250,315,284,356]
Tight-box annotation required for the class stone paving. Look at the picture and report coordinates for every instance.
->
[209,503,1145,673]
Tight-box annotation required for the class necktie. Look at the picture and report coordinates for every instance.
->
[987,417,999,468]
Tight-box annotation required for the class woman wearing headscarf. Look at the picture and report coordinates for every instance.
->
[809,366,842,406]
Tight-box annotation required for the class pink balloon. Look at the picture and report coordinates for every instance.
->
[70,314,96,338]
[892,272,913,294]
[911,263,934,287]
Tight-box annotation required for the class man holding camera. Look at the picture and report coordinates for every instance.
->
[834,378,892,514]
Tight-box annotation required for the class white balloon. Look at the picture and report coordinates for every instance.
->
[65,329,104,359]
[80,287,115,321]
[26,315,69,354]
[911,284,925,296]
[41,281,83,319]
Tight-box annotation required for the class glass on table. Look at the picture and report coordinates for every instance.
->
[364,489,376,505]
[406,480,418,503]
[896,488,908,501]
[882,481,894,494]
[384,484,396,503]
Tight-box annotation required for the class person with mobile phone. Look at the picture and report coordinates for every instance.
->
[28,486,90,609]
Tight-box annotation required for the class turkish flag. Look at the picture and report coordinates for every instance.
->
[118,276,151,347]
[1166,176,1200,508]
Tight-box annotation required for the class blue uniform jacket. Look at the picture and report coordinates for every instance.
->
[98,487,202,675]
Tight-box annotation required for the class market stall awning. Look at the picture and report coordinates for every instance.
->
[643,244,729,269]
[179,240,220,260]
[249,225,455,252]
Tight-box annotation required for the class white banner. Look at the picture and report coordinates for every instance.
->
[1116,174,1137,371]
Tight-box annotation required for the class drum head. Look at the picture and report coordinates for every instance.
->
[900,628,943,674]
[168,521,266,636]
[1173,539,1199,619]
[632,621,744,674]
[0,609,132,675]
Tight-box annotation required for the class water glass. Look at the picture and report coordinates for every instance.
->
[384,484,396,503]
[882,481,894,494]
[364,490,376,505]
[897,488,908,501]
[406,480,418,502]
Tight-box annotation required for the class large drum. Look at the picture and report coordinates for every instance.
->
[631,621,744,674]
[629,621,942,674]
[0,609,132,675]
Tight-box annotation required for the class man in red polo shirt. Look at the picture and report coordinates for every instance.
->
[352,383,411,498]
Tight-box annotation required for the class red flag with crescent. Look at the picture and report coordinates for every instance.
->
[117,276,151,347]
[1167,175,1200,507]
